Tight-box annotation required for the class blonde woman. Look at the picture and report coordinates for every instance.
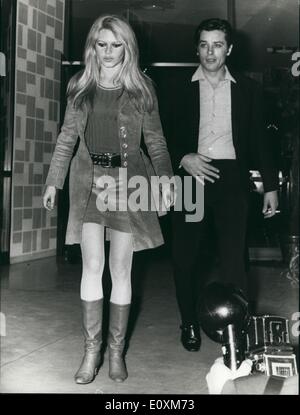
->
[43,15,173,384]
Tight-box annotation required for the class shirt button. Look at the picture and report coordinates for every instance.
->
[123,161,128,167]
[122,143,128,149]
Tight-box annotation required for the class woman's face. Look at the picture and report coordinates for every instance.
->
[95,29,125,70]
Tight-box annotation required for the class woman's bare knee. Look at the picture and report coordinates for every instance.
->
[110,256,132,278]
[83,256,105,274]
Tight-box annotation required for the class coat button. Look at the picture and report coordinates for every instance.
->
[123,161,128,167]
[122,143,128,149]
[120,126,127,138]
[123,153,128,158]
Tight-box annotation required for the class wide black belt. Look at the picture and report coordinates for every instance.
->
[90,152,121,168]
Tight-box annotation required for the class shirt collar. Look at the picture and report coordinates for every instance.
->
[191,65,236,84]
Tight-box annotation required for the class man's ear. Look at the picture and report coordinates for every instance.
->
[227,44,233,56]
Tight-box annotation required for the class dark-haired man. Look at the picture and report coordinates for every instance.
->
[171,18,278,352]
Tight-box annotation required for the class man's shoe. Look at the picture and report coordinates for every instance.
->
[180,324,201,352]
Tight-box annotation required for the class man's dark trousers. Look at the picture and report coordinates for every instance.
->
[172,159,249,325]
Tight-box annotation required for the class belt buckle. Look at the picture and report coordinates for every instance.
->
[103,153,112,168]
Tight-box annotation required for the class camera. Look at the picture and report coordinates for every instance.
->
[245,315,298,377]
[198,283,298,378]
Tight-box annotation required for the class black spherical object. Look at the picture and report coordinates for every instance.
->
[199,282,249,343]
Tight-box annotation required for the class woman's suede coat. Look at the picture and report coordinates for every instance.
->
[46,86,173,251]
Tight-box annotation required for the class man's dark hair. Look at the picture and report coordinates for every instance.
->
[194,18,233,47]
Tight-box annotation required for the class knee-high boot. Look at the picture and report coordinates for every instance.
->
[108,302,130,382]
[74,299,103,384]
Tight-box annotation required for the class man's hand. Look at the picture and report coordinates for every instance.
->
[206,357,253,394]
[180,153,220,183]
[262,190,278,218]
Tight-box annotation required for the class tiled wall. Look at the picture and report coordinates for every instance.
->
[10,0,65,262]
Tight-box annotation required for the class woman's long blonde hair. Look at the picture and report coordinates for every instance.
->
[67,15,154,112]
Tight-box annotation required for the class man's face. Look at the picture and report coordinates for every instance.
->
[197,29,232,73]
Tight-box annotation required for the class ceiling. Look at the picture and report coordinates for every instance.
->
[70,0,298,26]
[66,0,299,68]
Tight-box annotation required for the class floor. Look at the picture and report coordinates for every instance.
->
[0,247,298,395]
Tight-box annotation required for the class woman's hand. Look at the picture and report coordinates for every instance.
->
[161,183,175,209]
[43,185,56,210]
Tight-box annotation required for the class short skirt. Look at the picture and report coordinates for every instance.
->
[83,165,131,234]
